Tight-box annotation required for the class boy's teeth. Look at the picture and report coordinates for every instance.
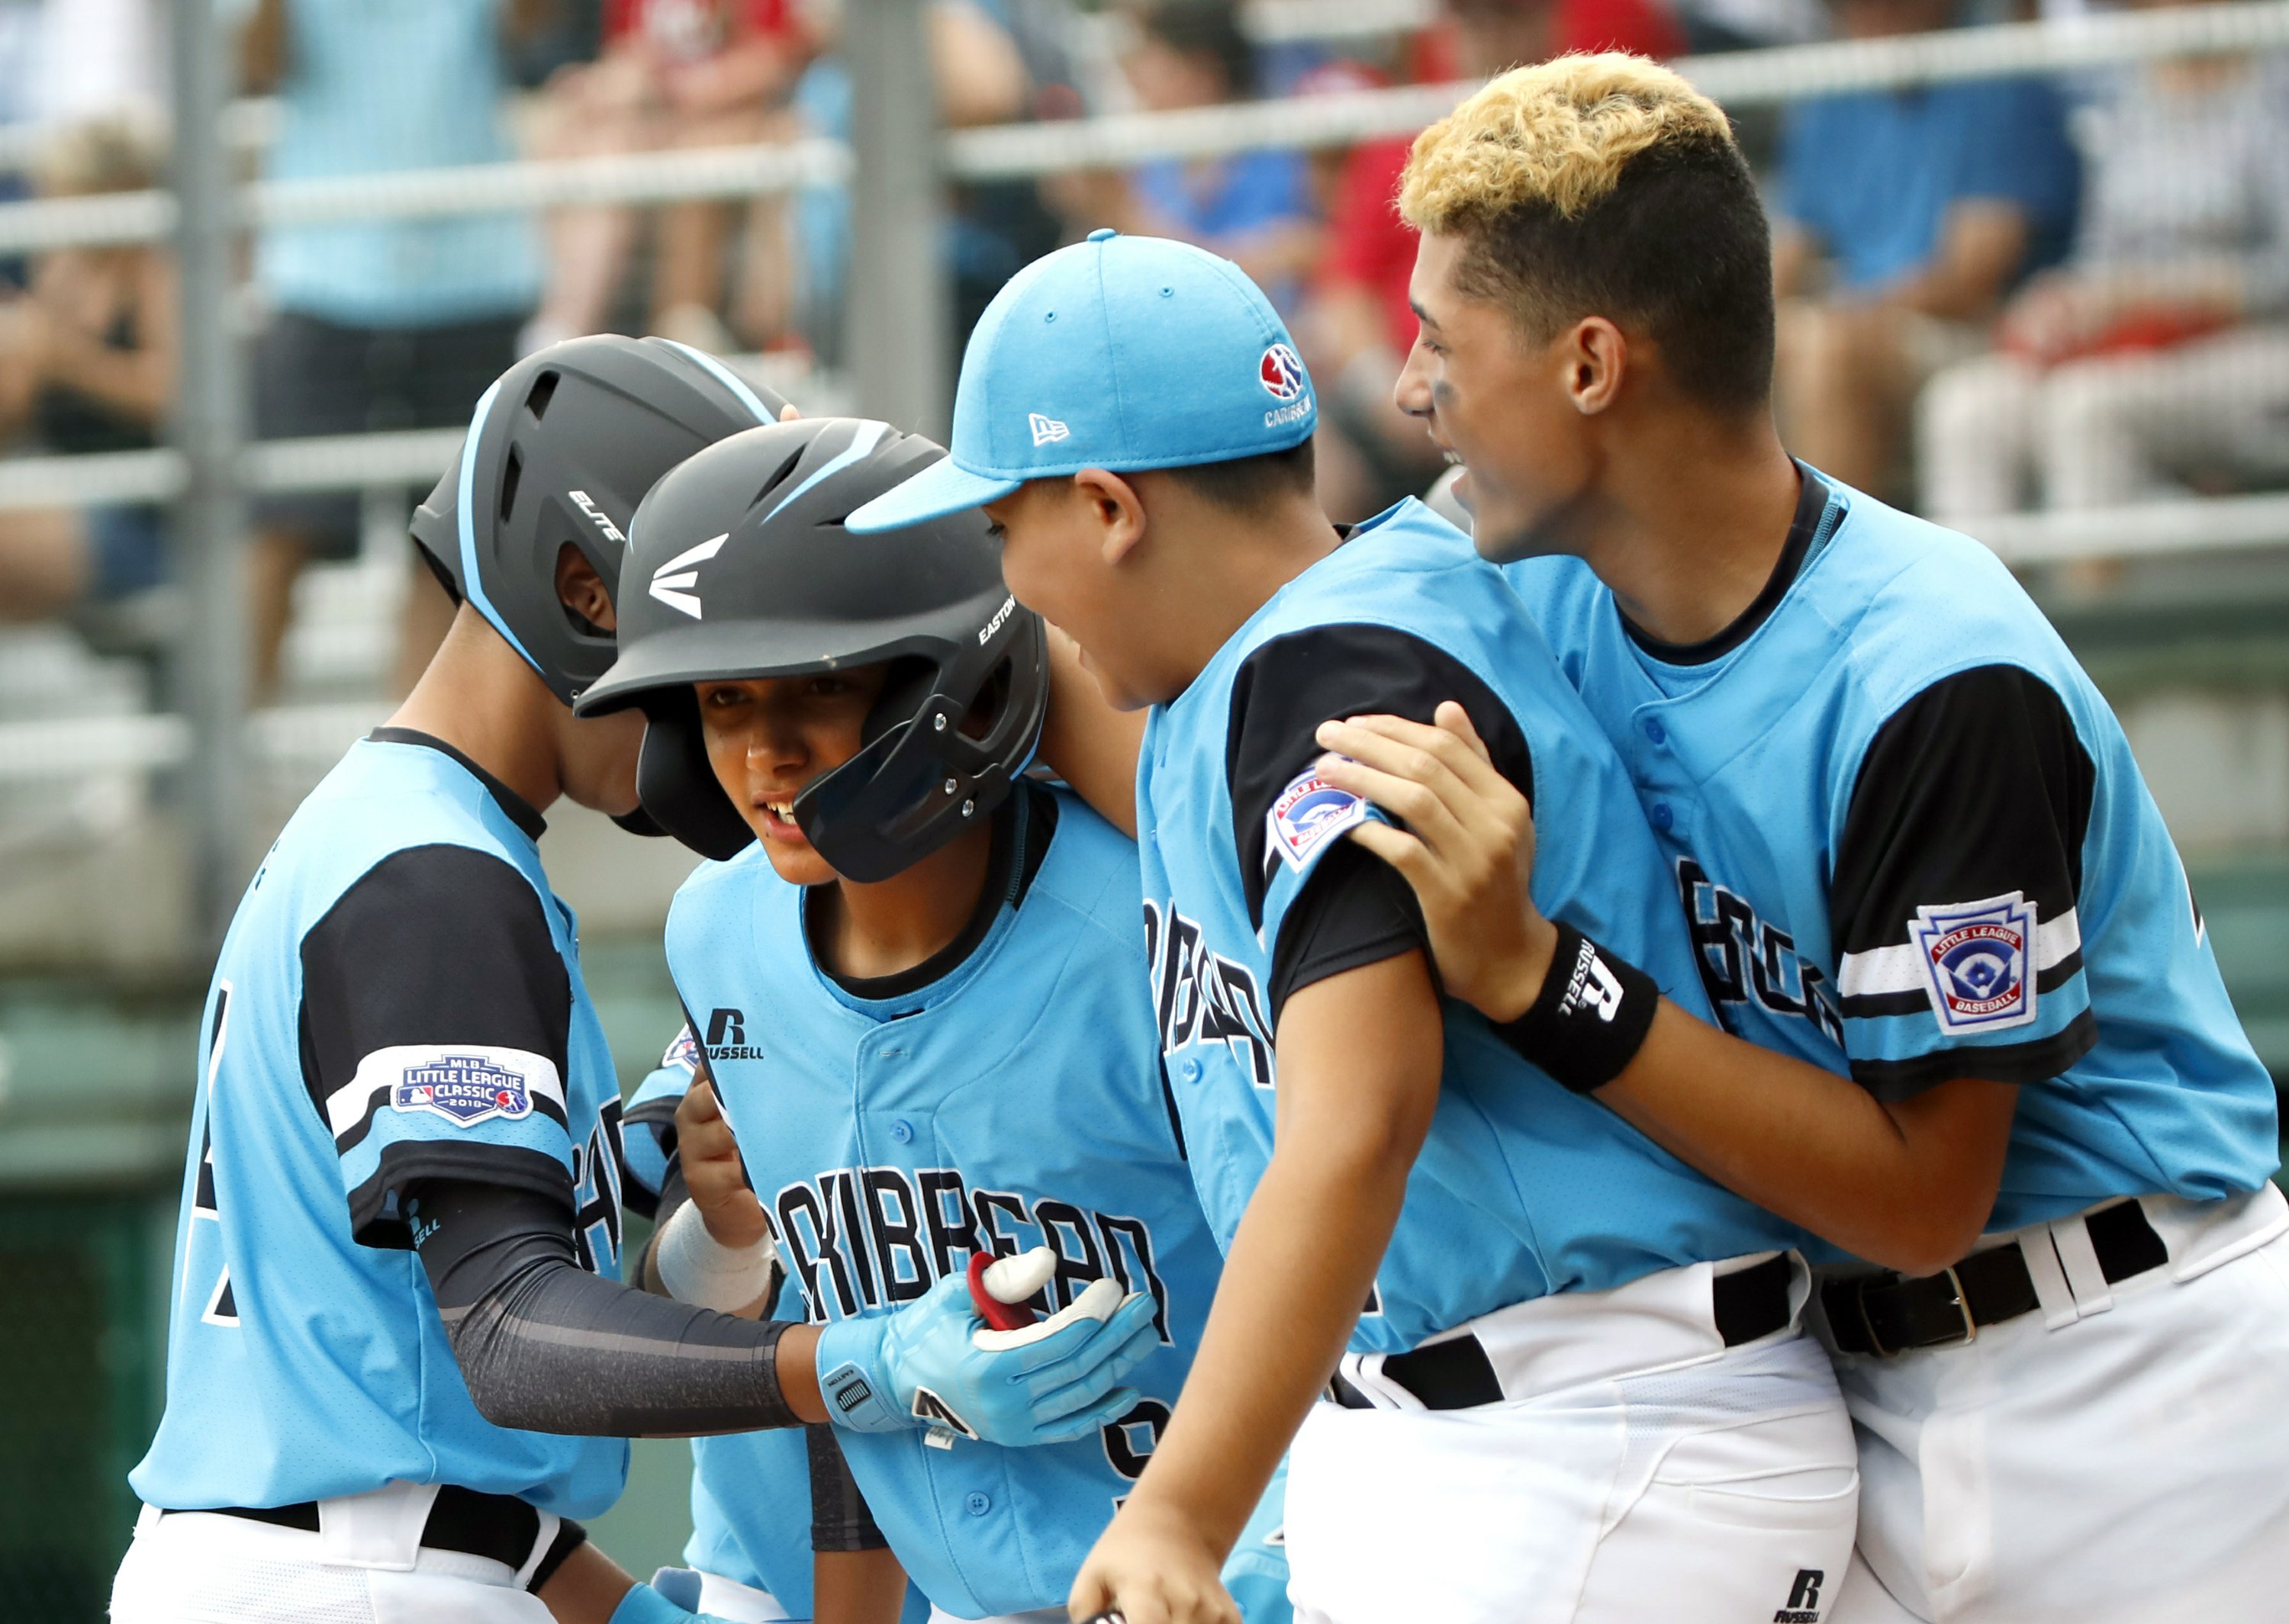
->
[1443,451,1463,465]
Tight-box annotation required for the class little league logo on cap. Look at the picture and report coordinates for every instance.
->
[1260,343,1306,401]
[846,230,1315,535]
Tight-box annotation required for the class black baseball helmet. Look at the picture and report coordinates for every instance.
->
[575,417,1048,882]
[410,335,787,709]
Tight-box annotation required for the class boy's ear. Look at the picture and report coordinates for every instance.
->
[556,543,616,633]
[1072,468,1147,567]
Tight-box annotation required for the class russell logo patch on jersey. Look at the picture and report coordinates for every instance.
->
[393,1052,534,1126]
[1267,767,1367,873]
[1910,892,2036,1034]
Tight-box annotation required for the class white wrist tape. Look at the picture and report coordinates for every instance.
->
[655,1199,777,1313]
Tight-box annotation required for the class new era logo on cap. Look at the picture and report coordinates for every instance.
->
[843,231,1318,535]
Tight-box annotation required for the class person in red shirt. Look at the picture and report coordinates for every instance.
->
[527,0,810,353]
[1305,0,1684,519]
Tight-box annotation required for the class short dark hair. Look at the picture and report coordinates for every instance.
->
[1134,1,1258,98]
[1402,56,1777,413]
[1159,436,1317,513]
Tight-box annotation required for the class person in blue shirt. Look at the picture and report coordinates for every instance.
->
[234,0,555,700]
[1769,0,2079,496]
[1320,53,2289,1624]
[845,232,1859,1624]
[111,337,1157,1624]
[574,416,1268,1624]
[1093,1,1319,313]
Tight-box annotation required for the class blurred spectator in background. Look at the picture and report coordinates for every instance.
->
[1305,0,1685,519]
[31,0,163,129]
[0,117,175,622]
[1108,1,1319,310]
[1919,19,2289,526]
[782,0,1033,368]
[524,0,811,355]
[1771,0,2080,499]
[239,0,549,702]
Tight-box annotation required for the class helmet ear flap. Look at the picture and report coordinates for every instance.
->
[635,690,757,862]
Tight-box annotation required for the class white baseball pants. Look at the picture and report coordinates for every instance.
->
[693,1570,800,1622]
[110,1497,555,1624]
[1282,1256,1861,1624]
[1827,1184,2289,1624]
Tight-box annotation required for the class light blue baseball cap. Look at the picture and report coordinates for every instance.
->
[845,229,1316,534]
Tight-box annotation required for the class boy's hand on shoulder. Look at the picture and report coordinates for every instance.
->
[1068,1497,1241,1624]
[1314,701,1557,1023]
[674,1078,769,1250]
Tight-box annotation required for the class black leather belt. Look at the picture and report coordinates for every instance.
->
[1332,1252,1794,1411]
[163,1487,584,1588]
[1823,1199,2168,1359]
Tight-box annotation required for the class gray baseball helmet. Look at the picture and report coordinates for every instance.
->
[575,417,1047,882]
[410,335,787,709]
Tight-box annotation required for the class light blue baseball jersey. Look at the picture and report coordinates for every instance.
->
[131,732,629,1515]
[1135,498,1807,1355]
[1506,468,2279,1233]
[624,1050,845,1620]
[663,788,1225,1620]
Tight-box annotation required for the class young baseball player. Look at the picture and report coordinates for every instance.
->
[572,416,1240,1624]
[620,1037,934,1624]
[845,232,1862,1624]
[1305,54,2289,1624]
[631,1042,1296,1624]
[114,339,1155,1624]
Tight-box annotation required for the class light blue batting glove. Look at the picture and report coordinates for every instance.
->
[814,1247,1160,1446]
[608,1579,735,1624]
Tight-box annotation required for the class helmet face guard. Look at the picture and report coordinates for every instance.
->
[579,417,1049,882]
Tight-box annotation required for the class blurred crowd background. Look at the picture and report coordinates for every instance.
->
[0,0,2284,1616]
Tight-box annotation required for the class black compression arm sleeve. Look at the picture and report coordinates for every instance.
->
[410,1179,802,1436]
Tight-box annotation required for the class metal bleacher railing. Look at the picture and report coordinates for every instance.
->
[1,0,2285,927]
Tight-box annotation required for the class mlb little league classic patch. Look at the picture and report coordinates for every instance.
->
[1909,892,2037,1034]
[1268,767,1368,871]
[393,1051,537,1127]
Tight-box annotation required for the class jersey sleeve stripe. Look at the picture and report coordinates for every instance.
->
[327,1044,568,1143]
[1840,951,2085,1019]
[346,1141,576,1249]
[1846,1008,2097,1100]
[1835,906,2080,998]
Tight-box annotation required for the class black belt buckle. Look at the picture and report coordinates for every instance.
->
[1855,1263,1976,1357]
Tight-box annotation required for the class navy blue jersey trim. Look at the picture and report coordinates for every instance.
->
[1620,466,1833,666]
[1837,951,2085,1020]
[347,1141,575,1249]
[1847,1008,2098,1101]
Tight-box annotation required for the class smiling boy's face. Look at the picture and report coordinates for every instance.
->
[695,666,891,886]
[985,478,1167,712]
[1394,230,1594,564]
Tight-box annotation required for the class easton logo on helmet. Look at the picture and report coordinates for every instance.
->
[1258,344,1306,402]
[649,533,729,619]
[977,594,1016,645]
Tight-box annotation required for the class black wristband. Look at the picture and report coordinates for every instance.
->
[1492,922,1659,1093]
[526,1516,588,1592]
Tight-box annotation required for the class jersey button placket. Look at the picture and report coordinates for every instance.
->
[964,1491,992,1516]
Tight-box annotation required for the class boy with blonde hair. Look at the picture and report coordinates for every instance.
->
[848,227,1860,1624]
[1315,53,2289,1624]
